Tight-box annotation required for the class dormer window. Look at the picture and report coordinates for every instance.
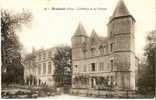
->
[91,48,96,56]
[99,45,104,55]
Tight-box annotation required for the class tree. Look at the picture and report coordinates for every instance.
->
[1,9,32,84]
[137,30,156,96]
[53,45,72,89]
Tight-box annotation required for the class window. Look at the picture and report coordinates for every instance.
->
[91,48,96,56]
[106,76,109,80]
[38,64,41,75]
[83,50,87,58]
[111,76,113,83]
[103,46,106,54]
[110,60,114,71]
[91,78,95,88]
[91,78,94,88]
[75,65,78,68]
[43,63,46,74]
[110,32,113,36]
[99,46,104,55]
[110,43,113,52]
[48,62,52,74]
[48,51,51,58]
[83,65,87,72]
[43,52,46,60]
[99,62,104,71]
[91,63,95,71]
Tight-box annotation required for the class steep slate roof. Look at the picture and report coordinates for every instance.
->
[74,22,88,37]
[112,0,130,18]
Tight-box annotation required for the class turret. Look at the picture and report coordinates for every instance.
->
[71,22,88,48]
[107,0,135,53]
[107,0,136,90]
[108,0,135,38]
[71,22,88,60]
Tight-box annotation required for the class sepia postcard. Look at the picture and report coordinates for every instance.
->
[0,0,155,99]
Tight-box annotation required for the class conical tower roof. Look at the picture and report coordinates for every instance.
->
[74,22,87,37]
[112,0,130,18]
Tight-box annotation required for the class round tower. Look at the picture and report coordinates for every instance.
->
[107,0,136,90]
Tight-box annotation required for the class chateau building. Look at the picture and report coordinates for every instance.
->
[23,48,56,87]
[71,0,138,94]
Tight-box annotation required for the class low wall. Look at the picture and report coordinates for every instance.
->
[71,88,136,98]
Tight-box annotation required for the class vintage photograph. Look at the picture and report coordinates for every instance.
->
[1,0,155,99]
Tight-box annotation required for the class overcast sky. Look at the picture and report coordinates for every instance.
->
[1,0,155,56]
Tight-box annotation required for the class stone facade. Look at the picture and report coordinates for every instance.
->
[71,0,138,94]
[23,48,56,87]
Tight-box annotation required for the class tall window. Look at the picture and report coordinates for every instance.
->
[91,48,96,56]
[91,63,95,71]
[83,65,87,72]
[111,76,113,83]
[91,78,94,88]
[38,64,41,75]
[99,62,104,71]
[110,32,113,37]
[43,63,46,74]
[99,46,104,55]
[43,52,46,60]
[48,62,52,74]
[103,46,106,54]
[110,43,113,52]
[110,60,114,71]
[83,50,87,58]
